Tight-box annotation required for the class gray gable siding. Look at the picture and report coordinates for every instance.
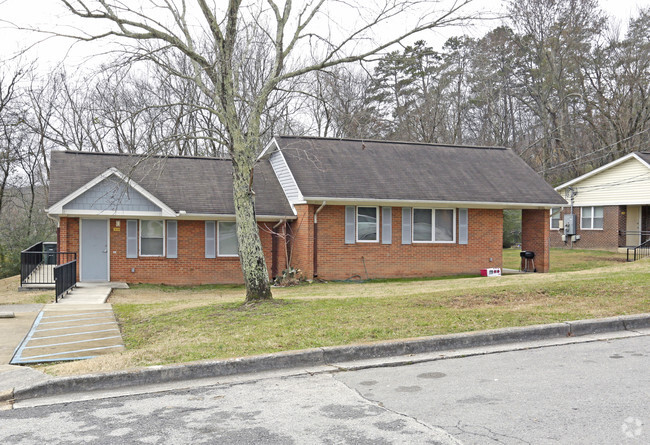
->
[63,176,161,212]
[270,151,301,202]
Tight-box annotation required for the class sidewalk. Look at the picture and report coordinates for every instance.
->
[0,304,51,406]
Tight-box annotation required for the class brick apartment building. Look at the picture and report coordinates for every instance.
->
[47,136,566,285]
[551,152,650,251]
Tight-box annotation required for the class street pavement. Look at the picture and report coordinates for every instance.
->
[0,335,647,444]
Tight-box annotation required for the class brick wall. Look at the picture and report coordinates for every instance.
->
[59,217,80,276]
[549,205,623,250]
[61,217,284,285]
[289,205,314,278]
[521,209,550,273]
[290,205,504,280]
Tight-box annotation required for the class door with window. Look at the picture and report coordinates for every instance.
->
[81,219,109,282]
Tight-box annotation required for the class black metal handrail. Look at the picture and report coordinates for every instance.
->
[54,260,77,303]
[20,242,44,284]
[627,239,650,262]
[618,230,650,240]
[20,243,77,286]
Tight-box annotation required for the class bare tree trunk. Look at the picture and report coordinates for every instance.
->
[231,147,271,301]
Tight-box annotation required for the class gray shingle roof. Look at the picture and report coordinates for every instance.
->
[49,151,294,217]
[275,136,567,205]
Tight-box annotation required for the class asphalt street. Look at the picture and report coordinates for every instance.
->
[0,335,647,444]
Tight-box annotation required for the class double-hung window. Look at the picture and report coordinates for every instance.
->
[356,207,379,242]
[581,206,603,230]
[550,207,562,230]
[140,220,165,256]
[218,221,239,256]
[413,208,455,242]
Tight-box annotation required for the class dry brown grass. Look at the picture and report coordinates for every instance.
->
[0,276,52,305]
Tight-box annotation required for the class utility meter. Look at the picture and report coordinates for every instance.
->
[564,214,576,236]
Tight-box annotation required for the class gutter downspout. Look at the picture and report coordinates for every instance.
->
[313,201,326,277]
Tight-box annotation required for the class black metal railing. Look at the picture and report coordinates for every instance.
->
[54,260,77,303]
[618,230,650,245]
[20,242,77,286]
[627,239,650,262]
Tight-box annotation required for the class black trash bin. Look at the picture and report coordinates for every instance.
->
[43,242,57,265]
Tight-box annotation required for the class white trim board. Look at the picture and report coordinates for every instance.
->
[257,137,280,159]
[47,168,176,217]
[302,197,565,210]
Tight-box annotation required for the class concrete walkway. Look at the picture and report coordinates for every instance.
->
[57,282,129,304]
[8,283,128,366]
[0,305,43,364]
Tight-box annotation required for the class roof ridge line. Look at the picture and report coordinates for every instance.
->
[275,135,508,150]
[56,150,232,161]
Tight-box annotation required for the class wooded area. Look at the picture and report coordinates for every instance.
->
[1,0,649,281]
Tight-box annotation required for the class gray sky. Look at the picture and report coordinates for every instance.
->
[1,0,649,71]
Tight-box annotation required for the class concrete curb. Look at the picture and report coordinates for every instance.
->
[12,313,650,403]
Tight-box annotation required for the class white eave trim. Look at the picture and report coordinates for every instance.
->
[176,213,296,222]
[262,138,303,216]
[555,153,649,191]
[257,137,280,160]
[302,197,567,210]
[47,167,176,217]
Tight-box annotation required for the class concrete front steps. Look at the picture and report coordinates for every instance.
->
[57,282,129,305]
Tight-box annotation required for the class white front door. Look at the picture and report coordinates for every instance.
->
[626,206,642,246]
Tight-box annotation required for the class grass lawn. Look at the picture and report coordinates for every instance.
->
[0,275,53,305]
[37,248,649,377]
[503,247,627,272]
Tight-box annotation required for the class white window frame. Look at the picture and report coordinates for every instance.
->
[356,206,380,243]
[550,207,562,230]
[412,208,456,244]
[139,219,165,257]
[581,206,604,230]
[217,221,239,257]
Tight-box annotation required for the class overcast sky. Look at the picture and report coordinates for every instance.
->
[1,0,649,71]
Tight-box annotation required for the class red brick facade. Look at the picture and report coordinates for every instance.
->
[290,205,505,280]
[60,217,285,285]
[521,209,550,273]
[59,204,552,284]
[549,205,624,250]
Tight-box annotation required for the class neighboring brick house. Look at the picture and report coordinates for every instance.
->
[47,136,566,285]
[551,152,650,251]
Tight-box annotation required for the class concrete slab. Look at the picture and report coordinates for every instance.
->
[57,286,112,304]
[44,303,113,312]
[0,365,50,399]
[77,282,129,289]
[10,306,124,365]
[0,304,44,313]
[0,310,41,364]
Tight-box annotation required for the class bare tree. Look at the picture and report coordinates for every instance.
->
[0,61,30,216]
[43,0,475,301]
